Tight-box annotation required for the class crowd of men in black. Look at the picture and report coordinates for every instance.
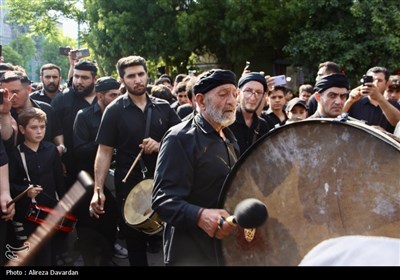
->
[0,52,399,267]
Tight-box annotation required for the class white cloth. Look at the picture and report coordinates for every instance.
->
[299,235,400,266]
[394,121,400,137]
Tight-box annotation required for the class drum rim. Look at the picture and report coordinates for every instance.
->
[123,178,154,225]
[218,118,400,208]
[215,118,400,265]
[122,178,164,234]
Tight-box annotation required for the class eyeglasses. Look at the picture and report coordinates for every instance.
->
[242,88,264,98]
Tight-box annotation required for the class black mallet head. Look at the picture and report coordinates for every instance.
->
[233,198,268,228]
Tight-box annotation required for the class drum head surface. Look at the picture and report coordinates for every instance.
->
[124,179,154,225]
[218,120,400,266]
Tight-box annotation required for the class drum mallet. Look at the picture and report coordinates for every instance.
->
[224,198,268,228]
[122,148,144,183]
[6,185,35,208]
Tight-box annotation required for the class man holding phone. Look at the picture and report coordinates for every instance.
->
[343,66,400,133]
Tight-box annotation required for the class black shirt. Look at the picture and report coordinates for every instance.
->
[51,87,96,152]
[9,141,65,221]
[73,102,102,176]
[260,108,288,129]
[0,140,8,166]
[96,94,181,199]
[30,89,61,104]
[152,113,239,265]
[51,87,96,181]
[229,107,272,155]
[348,96,400,133]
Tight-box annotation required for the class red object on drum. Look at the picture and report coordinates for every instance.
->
[26,204,77,233]
[217,119,400,266]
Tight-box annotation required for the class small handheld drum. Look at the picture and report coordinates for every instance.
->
[218,119,400,266]
[123,179,163,235]
[26,204,78,233]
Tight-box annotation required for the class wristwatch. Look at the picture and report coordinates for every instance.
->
[58,144,67,154]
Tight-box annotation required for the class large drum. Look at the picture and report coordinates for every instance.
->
[123,179,164,235]
[217,119,400,266]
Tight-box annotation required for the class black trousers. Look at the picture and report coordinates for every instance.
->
[75,187,117,266]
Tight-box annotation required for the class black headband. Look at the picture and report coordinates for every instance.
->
[95,76,120,92]
[74,60,98,74]
[314,73,349,93]
[238,72,267,93]
[193,69,236,94]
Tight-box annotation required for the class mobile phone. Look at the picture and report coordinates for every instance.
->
[273,75,287,86]
[59,47,71,56]
[245,61,251,70]
[71,48,90,60]
[0,45,2,57]
[0,90,4,105]
[361,75,373,85]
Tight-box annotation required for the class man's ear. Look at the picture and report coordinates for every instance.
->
[195,93,205,111]
[315,92,321,102]
[18,125,25,135]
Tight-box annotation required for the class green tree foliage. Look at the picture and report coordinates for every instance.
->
[9,34,35,70]
[5,0,84,37]
[84,0,191,77]
[284,0,400,83]
[177,0,289,71]
[38,35,76,82]
[2,45,24,66]
[6,0,400,83]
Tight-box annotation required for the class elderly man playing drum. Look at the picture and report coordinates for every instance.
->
[152,69,239,266]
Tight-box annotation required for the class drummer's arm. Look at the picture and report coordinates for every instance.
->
[91,144,113,218]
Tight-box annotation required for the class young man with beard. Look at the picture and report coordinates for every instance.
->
[30,64,62,104]
[90,56,181,266]
[51,60,97,189]
[152,69,239,266]
[229,72,271,155]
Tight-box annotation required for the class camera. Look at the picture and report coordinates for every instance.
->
[361,75,373,85]
[272,75,287,86]
[71,48,90,60]
[59,47,71,56]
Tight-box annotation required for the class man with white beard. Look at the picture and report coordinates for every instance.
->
[152,69,239,266]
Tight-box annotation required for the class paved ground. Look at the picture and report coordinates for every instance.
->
[112,238,164,266]
[66,233,164,267]
[68,171,164,267]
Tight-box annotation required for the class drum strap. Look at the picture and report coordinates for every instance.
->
[17,145,58,204]
[138,105,153,179]
[252,122,260,145]
[17,145,36,204]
